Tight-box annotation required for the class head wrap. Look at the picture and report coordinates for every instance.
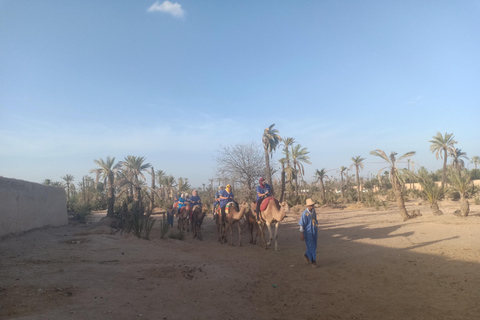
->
[226,184,231,192]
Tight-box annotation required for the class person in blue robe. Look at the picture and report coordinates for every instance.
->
[212,186,223,219]
[219,184,235,222]
[255,177,272,220]
[298,198,319,267]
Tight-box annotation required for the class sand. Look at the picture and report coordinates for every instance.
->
[1,200,480,320]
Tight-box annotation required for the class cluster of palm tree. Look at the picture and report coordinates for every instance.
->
[43,129,477,222]
[310,131,478,220]
[262,124,312,204]
[44,155,195,220]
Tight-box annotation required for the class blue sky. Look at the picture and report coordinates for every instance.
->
[1,0,479,188]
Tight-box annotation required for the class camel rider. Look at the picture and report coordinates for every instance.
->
[188,190,202,219]
[255,177,272,220]
[177,193,186,217]
[212,186,224,220]
[219,184,235,222]
[189,190,202,207]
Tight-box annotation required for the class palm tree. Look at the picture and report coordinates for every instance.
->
[429,132,457,190]
[450,148,468,173]
[370,150,416,220]
[262,124,281,185]
[155,170,166,199]
[150,167,155,211]
[350,156,365,202]
[339,166,347,201]
[470,156,480,169]
[91,156,122,218]
[42,179,52,185]
[406,169,443,215]
[61,174,75,205]
[278,158,287,202]
[279,137,296,198]
[163,175,176,199]
[122,155,152,203]
[291,144,311,196]
[314,168,328,204]
[448,168,471,217]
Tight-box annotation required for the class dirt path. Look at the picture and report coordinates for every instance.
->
[1,200,480,319]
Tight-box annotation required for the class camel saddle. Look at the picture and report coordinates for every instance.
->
[260,197,280,211]
[225,202,239,214]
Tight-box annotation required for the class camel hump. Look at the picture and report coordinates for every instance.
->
[260,197,281,211]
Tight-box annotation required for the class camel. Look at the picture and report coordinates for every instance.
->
[177,203,189,233]
[245,203,259,244]
[224,202,249,246]
[255,198,289,250]
[191,205,207,240]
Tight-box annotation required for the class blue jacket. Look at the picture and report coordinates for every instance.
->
[256,183,272,201]
[219,189,234,208]
[189,195,202,206]
[298,208,318,241]
[178,197,186,209]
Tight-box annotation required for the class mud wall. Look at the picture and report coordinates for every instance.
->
[0,177,67,237]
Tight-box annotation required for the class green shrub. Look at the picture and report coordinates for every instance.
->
[130,213,144,239]
[143,216,156,240]
[69,203,92,223]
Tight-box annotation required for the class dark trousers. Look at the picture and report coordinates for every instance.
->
[256,198,264,218]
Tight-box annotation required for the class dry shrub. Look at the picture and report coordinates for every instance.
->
[346,202,366,210]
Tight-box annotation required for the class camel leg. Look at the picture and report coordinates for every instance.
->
[230,223,234,246]
[237,222,242,246]
[265,222,273,248]
[274,222,280,251]
[248,221,255,243]
[257,222,267,249]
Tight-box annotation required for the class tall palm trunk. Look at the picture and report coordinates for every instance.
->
[264,145,272,185]
[442,148,447,190]
[430,202,442,215]
[294,174,299,197]
[392,172,410,221]
[319,179,326,204]
[107,172,115,218]
[394,184,410,220]
[356,168,361,202]
[340,173,345,201]
[280,165,286,203]
[460,195,470,217]
[151,167,155,212]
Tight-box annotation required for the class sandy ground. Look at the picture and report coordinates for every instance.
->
[1,200,480,320]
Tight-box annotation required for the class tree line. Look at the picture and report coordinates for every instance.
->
[44,129,479,222]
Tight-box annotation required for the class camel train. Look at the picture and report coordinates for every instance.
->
[171,193,289,250]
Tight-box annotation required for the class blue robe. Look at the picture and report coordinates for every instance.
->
[178,197,186,210]
[298,208,318,262]
[219,189,234,208]
[189,195,202,207]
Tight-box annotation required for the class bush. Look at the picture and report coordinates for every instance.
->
[159,213,170,239]
[286,194,308,207]
[143,216,156,240]
[69,203,92,223]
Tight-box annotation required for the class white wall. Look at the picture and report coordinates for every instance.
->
[0,177,67,237]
